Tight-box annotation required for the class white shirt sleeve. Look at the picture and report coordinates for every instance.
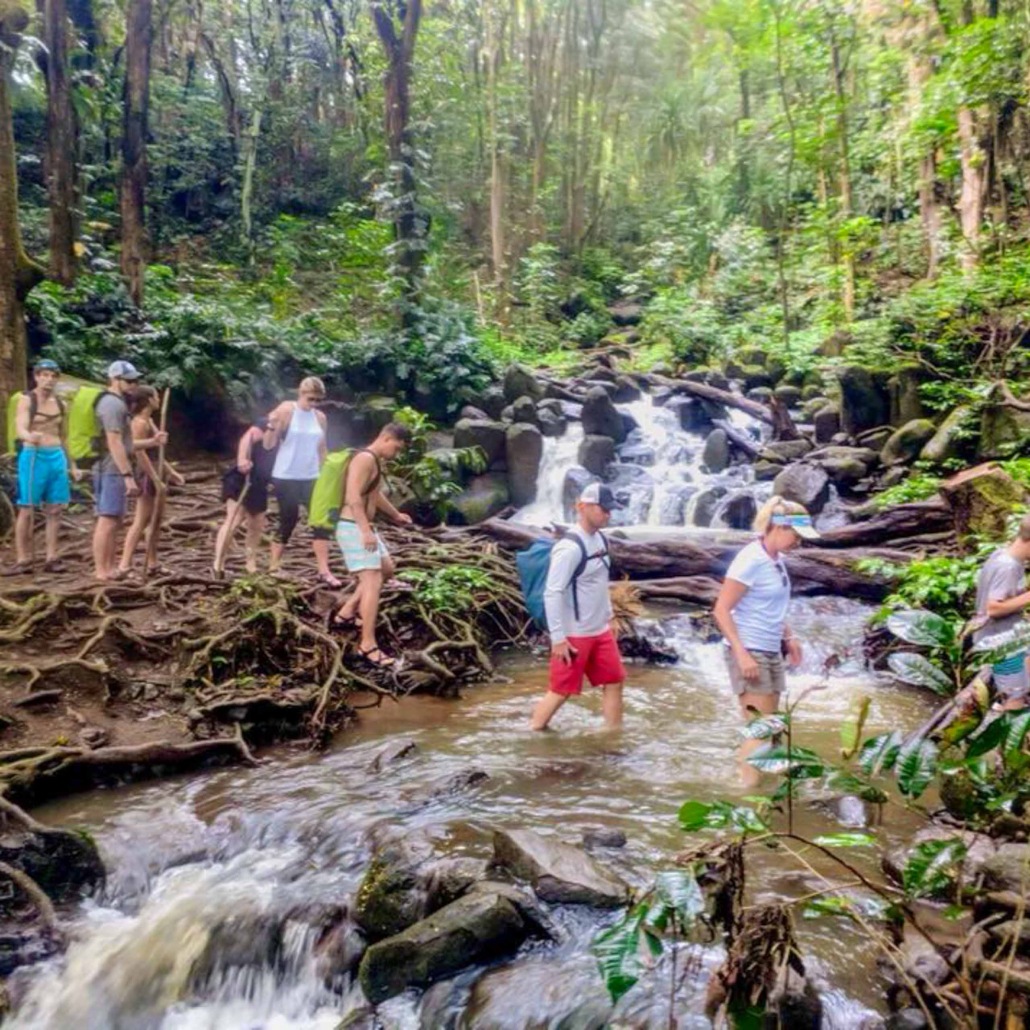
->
[543,539,581,644]
[725,542,760,588]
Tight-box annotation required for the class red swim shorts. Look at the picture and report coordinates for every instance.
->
[549,628,626,696]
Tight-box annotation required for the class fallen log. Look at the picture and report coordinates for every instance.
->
[711,419,762,460]
[471,520,898,600]
[633,577,723,605]
[649,374,801,440]
[815,498,952,549]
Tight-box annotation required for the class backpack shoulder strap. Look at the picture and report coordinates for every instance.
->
[25,390,36,427]
[566,532,590,622]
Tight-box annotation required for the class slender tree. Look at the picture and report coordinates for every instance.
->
[120,0,152,307]
[44,0,78,285]
[0,2,45,407]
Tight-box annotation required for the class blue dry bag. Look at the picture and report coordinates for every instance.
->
[516,534,606,631]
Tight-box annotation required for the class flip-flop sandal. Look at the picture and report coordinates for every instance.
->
[384,578,414,592]
[317,573,344,589]
[327,610,362,632]
[358,646,396,668]
[1,562,33,577]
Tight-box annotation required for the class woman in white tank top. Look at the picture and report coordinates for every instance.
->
[266,377,341,586]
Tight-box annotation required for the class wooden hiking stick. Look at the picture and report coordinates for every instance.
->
[144,389,171,578]
[27,447,37,566]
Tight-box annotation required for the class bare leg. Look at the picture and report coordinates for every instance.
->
[335,579,363,621]
[601,682,624,730]
[44,506,61,563]
[530,691,568,731]
[214,499,242,572]
[357,569,385,655]
[245,512,264,572]
[13,507,32,565]
[93,516,119,580]
[313,538,339,582]
[269,540,284,572]
[738,692,780,788]
[119,496,154,572]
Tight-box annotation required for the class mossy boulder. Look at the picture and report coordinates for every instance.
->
[448,474,511,525]
[880,419,936,466]
[940,464,1029,544]
[834,366,889,436]
[505,423,544,506]
[502,364,544,403]
[921,405,973,464]
[980,383,1030,459]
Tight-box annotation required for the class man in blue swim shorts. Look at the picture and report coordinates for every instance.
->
[4,359,81,575]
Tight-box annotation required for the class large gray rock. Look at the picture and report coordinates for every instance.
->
[578,434,615,477]
[887,367,926,426]
[505,424,543,506]
[774,384,802,408]
[537,409,566,438]
[612,375,641,403]
[665,396,714,433]
[701,428,730,473]
[814,405,841,444]
[581,386,627,443]
[835,366,889,436]
[448,474,511,525]
[479,385,506,420]
[691,486,727,527]
[762,438,813,463]
[980,843,1030,893]
[881,419,936,467]
[717,493,757,530]
[453,419,507,467]
[773,463,831,514]
[491,828,629,907]
[503,364,544,403]
[511,395,540,427]
[358,890,529,1004]
[921,405,971,464]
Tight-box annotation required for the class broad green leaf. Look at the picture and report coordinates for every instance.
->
[653,868,704,923]
[965,714,1010,759]
[678,800,714,832]
[859,731,903,775]
[746,744,824,777]
[887,609,956,649]
[887,652,954,696]
[940,711,984,746]
[592,905,646,1002]
[742,714,789,740]
[840,696,871,759]
[802,895,854,919]
[896,737,938,798]
[902,838,967,899]
[1003,710,1030,761]
[812,832,878,847]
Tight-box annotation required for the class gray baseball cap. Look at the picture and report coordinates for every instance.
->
[106,360,141,381]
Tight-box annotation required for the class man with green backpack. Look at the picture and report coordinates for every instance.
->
[3,359,80,574]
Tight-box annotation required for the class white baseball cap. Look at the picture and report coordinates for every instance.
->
[579,483,625,511]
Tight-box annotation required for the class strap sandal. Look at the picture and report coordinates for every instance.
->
[42,559,68,573]
[358,646,396,668]
[108,568,130,582]
[327,610,362,633]
[317,572,344,589]
[210,567,227,582]
[1,561,33,577]
[145,564,170,577]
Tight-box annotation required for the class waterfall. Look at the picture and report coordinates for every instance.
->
[515,393,766,529]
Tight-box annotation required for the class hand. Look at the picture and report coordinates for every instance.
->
[784,637,802,668]
[551,640,579,666]
[125,477,140,497]
[28,432,43,446]
[736,648,760,683]
[155,431,169,447]
[71,467,83,483]
[395,513,413,526]
[361,529,377,552]
[238,459,253,475]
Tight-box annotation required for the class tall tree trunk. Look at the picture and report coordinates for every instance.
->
[957,105,986,271]
[373,0,424,318]
[44,0,78,285]
[120,0,152,307]
[770,0,795,347]
[0,3,45,408]
[486,2,506,293]
[830,26,855,321]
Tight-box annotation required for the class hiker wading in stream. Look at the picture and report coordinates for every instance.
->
[329,422,413,668]
[713,495,818,784]
[970,512,1030,712]
[267,377,340,586]
[530,483,627,732]
[5,359,80,575]
[92,361,146,582]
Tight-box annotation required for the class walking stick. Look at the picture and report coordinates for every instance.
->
[144,389,171,580]
[27,447,37,567]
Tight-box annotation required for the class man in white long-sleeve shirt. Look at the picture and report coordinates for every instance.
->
[530,483,627,731]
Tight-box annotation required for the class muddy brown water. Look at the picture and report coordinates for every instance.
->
[7,597,934,1029]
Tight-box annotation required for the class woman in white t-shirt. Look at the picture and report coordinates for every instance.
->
[713,496,819,719]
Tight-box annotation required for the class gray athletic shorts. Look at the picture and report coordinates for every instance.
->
[725,647,785,696]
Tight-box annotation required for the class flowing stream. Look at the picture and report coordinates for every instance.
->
[5,391,936,1028]
[8,599,933,1029]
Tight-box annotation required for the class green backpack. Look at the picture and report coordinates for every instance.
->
[67,385,109,462]
[309,450,355,531]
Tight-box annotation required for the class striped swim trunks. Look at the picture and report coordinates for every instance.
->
[992,651,1029,699]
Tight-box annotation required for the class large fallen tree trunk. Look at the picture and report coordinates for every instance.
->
[815,497,952,549]
[470,520,902,601]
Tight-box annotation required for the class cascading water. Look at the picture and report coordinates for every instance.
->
[516,391,768,529]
